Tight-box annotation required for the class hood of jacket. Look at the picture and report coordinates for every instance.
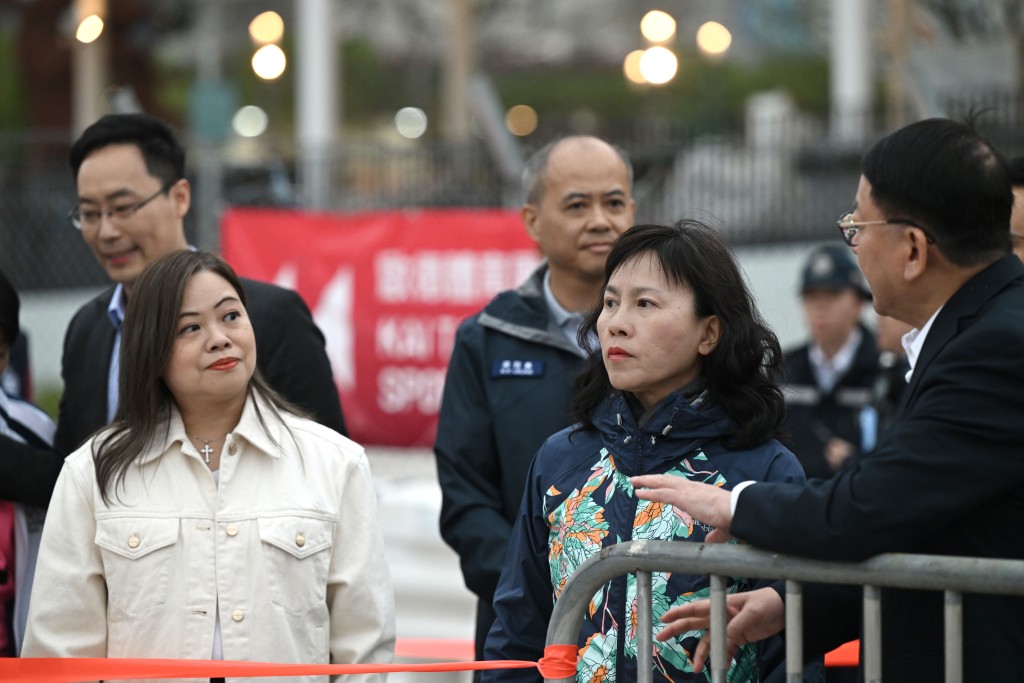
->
[586,389,739,474]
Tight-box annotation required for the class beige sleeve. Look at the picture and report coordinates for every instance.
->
[22,458,108,665]
[327,447,396,683]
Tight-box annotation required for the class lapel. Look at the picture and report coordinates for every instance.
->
[83,288,118,429]
[899,255,1024,410]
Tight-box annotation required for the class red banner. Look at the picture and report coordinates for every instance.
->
[222,207,538,447]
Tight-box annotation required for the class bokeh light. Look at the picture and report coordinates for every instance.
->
[395,107,428,139]
[639,47,678,85]
[252,44,287,80]
[623,50,646,84]
[76,15,104,44]
[505,105,538,136]
[232,105,269,138]
[640,10,676,43]
[696,21,732,56]
[249,11,284,45]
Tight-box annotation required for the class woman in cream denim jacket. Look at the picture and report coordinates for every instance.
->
[23,251,395,683]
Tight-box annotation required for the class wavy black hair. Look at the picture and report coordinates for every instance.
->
[571,221,785,449]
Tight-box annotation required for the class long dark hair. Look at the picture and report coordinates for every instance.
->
[572,221,785,449]
[93,250,299,503]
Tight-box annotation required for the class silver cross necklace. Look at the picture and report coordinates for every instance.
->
[193,437,215,464]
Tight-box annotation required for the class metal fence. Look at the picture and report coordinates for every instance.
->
[544,541,1024,683]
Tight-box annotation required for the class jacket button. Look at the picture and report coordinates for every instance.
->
[127,535,140,549]
[296,533,306,547]
[231,609,244,622]
[226,524,238,537]
[228,442,237,455]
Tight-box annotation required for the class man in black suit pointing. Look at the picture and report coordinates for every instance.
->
[634,117,1024,682]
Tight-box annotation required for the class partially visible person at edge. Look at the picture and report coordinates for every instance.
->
[1009,155,1024,261]
[0,113,347,509]
[22,250,394,682]
[632,117,1024,682]
[0,268,54,658]
[0,334,30,402]
[483,222,817,683]
[780,244,880,478]
[435,134,636,669]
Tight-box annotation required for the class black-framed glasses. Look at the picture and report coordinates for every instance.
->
[836,212,934,247]
[67,184,173,230]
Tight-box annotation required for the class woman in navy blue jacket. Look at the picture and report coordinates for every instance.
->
[483,222,807,683]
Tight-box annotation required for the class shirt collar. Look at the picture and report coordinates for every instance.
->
[107,284,127,330]
[107,245,197,331]
[902,306,943,382]
[542,267,583,327]
[542,268,591,354]
[808,326,863,375]
[138,391,286,465]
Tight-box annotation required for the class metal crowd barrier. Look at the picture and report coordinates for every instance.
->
[544,541,1024,683]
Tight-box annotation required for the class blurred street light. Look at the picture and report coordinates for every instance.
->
[396,107,428,139]
[639,46,678,85]
[505,104,538,136]
[640,10,676,43]
[252,44,287,80]
[232,105,269,137]
[623,49,646,84]
[696,21,732,57]
[76,14,104,43]
[249,11,284,44]
[72,0,109,135]
[250,11,286,80]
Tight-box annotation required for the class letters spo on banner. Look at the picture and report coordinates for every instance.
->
[222,207,539,447]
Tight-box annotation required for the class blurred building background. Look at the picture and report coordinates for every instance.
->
[2,1,1023,678]
[2,0,1022,292]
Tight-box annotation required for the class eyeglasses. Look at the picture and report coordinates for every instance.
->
[836,212,934,247]
[67,184,173,230]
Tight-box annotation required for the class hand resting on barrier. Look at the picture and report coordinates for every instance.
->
[631,474,735,543]
[656,587,785,673]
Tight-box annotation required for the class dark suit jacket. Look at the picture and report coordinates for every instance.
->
[733,255,1024,681]
[0,278,346,507]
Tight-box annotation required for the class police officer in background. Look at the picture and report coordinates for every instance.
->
[781,244,881,479]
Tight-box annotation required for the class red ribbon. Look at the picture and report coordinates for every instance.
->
[0,652,571,682]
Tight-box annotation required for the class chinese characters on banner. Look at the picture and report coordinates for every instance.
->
[221,207,539,447]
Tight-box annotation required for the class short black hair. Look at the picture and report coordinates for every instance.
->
[521,135,633,205]
[1008,156,1024,188]
[861,117,1012,267]
[69,113,185,187]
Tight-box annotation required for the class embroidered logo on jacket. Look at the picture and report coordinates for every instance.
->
[490,360,545,378]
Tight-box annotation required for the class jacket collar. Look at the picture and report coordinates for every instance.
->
[597,389,733,456]
[479,261,585,357]
[137,390,286,465]
[902,255,1024,405]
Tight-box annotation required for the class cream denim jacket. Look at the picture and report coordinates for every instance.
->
[23,394,395,683]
